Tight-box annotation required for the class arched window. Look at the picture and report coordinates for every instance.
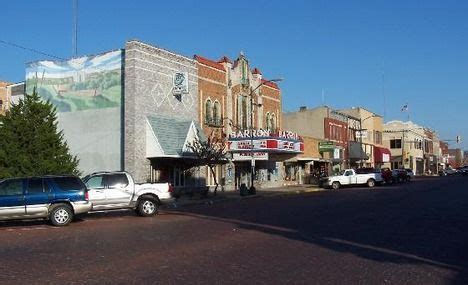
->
[213,101,221,126]
[265,112,271,130]
[270,113,277,132]
[205,99,213,124]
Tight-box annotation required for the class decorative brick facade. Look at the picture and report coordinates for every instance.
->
[124,40,199,182]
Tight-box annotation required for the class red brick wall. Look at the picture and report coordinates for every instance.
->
[261,85,281,130]
[197,63,227,137]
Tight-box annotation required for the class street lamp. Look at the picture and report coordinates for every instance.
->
[358,114,379,168]
[249,78,283,191]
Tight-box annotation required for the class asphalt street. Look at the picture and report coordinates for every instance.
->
[0,176,467,284]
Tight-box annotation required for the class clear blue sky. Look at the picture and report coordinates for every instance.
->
[1,0,467,150]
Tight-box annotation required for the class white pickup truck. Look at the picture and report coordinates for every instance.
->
[323,169,383,190]
[83,171,174,216]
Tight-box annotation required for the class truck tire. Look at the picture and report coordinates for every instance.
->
[49,204,74,226]
[331,181,341,190]
[367,179,376,188]
[137,197,158,217]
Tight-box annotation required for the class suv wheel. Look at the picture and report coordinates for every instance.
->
[49,204,73,226]
[137,197,158,217]
[367,179,376,188]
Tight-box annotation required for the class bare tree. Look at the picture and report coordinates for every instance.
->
[186,130,228,196]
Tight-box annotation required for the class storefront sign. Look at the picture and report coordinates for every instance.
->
[333,148,340,159]
[356,130,367,139]
[232,152,269,161]
[319,141,335,151]
[382,153,390,162]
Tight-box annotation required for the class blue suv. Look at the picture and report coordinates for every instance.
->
[0,175,92,226]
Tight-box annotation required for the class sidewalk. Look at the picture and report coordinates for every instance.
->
[162,184,323,209]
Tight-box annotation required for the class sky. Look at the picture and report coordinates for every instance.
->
[1,0,467,150]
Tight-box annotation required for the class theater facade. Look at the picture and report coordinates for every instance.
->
[196,53,303,190]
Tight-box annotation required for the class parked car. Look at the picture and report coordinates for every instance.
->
[460,166,468,176]
[381,168,393,184]
[83,171,174,216]
[405,168,415,180]
[0,175,91,226]
[322,168,383,190]
[392,169,409,183]
[439,168,458,176]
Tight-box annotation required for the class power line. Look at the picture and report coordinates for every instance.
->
[0,38,185,90]
[0,39,65,60]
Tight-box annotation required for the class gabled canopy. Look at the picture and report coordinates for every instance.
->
[146,115,205,158]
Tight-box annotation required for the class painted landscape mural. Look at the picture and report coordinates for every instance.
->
[25,50,122,112]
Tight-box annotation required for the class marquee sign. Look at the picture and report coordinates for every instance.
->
[229,129,301,140]
[227,129,304,153]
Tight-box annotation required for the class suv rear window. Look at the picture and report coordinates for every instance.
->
[51,177,86,192]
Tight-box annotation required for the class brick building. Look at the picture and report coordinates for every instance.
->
[196,53,302,190]
[283,106,352,175]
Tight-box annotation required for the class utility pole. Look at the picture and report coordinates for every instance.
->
[382,62,386,121]
[72,0,78,57]
[248,78,283,191]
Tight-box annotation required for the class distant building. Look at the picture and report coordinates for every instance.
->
[283,106,348,174]
[338,107,390,169]
[439,141,449,168]
[383,121,426,174]
[448,148,463,168]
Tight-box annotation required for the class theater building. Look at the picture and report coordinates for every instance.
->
[196,53,303,189]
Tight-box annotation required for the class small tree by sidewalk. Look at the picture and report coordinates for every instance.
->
[0,88,80,178]
[186,131,228,196]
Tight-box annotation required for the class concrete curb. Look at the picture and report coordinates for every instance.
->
[161,186,325,209]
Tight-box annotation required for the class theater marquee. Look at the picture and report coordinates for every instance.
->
[227,130,304,153]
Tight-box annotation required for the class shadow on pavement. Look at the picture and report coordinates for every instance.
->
[166,176,468,284]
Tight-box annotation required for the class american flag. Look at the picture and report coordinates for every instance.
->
[401,103,408,112]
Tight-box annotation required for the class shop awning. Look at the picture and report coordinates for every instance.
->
[374,146,391,163]
[145,115,205,158]
[349,141,369,160]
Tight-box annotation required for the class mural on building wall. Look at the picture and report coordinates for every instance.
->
[25,50,122,112]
